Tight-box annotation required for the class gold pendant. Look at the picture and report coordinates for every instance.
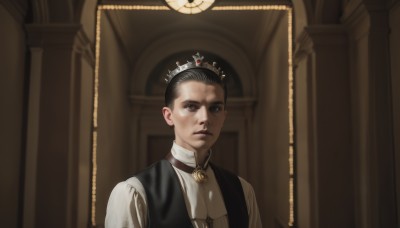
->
[192,167,208,183]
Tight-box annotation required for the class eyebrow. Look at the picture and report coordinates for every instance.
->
[182,100,224,106]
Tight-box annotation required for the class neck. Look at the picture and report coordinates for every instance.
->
[195,150,210,166]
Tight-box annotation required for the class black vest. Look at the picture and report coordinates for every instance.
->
[136,160,249,228]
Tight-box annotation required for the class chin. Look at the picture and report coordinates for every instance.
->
[193,142,214,151]
[188,137,216,151]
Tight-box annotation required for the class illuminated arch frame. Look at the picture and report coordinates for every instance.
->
[91,4,295,227]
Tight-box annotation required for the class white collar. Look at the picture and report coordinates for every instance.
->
[170,142,212,169]
[171,142,197,168]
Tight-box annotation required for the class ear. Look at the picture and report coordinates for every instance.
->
[162,107,174,126]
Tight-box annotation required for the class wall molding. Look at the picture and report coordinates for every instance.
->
[294,28,313,66]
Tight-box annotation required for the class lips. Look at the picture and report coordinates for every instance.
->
[195,130,212,135]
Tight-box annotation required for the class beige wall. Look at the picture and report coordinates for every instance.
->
[96,11,132,226]
[252,11,289,227]
[295,57,311,228]
[76,57,94,228]
[0,4,26,227]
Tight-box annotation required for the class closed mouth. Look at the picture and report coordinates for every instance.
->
[195,130,212,135]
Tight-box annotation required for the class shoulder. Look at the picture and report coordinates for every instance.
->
[105,177,148,227]
[237,177,261,216]
[125,176,146,196]
[135,160,169,179]
[109,160,170,201]
[238,177,262,227]
[113,177,145,192]
[238,176,256,196]
[108,177,147,205]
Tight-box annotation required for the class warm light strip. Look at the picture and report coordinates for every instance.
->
[288,8,295,227]
[287,8,295,227]
[98,5,169,10]
[91,131,98,226]
[289,146,294,226]
[91,8,102,227]
[212,5,291,11]
[91,4,295,227]
[94,9,101,129]
[288,9,294,145]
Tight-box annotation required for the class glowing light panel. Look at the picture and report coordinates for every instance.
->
[165,0,215,14]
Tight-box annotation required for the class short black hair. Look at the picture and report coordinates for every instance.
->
[164,68,227,108]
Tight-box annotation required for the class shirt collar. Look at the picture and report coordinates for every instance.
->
[171,142,197,168]
[170,142,213,169]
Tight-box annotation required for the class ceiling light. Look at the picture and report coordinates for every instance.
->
[164,0,215,14]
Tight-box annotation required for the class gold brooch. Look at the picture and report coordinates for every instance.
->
[192,167,208,183]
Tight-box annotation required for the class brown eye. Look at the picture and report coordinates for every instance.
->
[209,105,222,113]
[185,103,198,111]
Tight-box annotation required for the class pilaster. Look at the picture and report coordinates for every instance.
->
[342,1,397,227]
[299,25,354,228]
[293,28,313,228]
[365,2,397,228]
[24,23,94,228]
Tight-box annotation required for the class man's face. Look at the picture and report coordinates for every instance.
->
[162,80,227,153]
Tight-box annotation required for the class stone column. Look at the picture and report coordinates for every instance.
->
[363,2,397,227]
[25,24,94,228]
[343,2,397,227]
[295,25,354,228]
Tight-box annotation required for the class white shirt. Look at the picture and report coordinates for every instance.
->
[105,142,262,228]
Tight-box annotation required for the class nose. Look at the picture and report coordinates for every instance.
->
[198,106,209,126]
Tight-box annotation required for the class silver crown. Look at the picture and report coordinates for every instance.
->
[165,52,226,84]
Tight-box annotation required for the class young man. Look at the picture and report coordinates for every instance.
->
[105,53,262,228]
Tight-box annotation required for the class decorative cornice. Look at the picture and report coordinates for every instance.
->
[294,28,313,65]
[26,24,95,66]
[294,25,347,65]
[304,25,347,45]
[26,24,81,47]
[0,0,28,23]
[75,28,95,67]
[341,3,370,41]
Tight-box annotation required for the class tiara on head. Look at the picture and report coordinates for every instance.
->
[165,52,226,84]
